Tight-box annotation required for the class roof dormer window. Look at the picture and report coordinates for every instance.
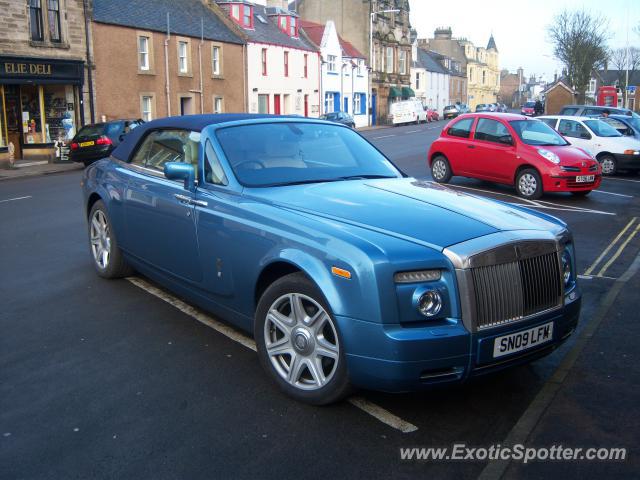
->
[230,3,253,29]
[277,15,298,38]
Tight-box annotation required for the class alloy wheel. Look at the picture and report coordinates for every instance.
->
[600,157,615,175]
[264,293,340,391]
[432,159,447,180]
[90,210,111,269]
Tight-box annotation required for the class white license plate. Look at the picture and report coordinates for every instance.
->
[493,322,554,358]
[575,175,595,183]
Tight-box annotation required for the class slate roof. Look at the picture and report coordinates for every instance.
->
[487,34,498,51]
[413,48,448,75]
[242,5,318,51]
[92,0,244,45]
[299,20,365,59]
[596,69,640,86]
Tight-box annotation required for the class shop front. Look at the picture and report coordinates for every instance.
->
[0,56,84,165]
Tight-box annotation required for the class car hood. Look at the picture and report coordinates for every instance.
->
[543,145,597,164]
[247,178,562,250]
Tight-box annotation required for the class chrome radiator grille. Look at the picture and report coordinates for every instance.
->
[471,251,562,329]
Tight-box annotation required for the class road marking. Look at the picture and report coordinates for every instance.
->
[577,274,618,281]
[596,221,640,277]
[584,217,637,276]
[444,183,616,215]
[404,130,421,134]
[126,276,418,433]
[591,189,633,198]
[0,195,32,203]
[348,396,418,433]
[602,176,640,183]
[372,134,396,139]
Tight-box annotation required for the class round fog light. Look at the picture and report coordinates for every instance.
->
[418,290,442,317]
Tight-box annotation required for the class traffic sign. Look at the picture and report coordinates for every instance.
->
[627,85,636,94]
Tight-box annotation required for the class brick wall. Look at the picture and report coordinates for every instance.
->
[545,85,575,115]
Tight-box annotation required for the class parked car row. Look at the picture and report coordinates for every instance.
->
[475,103,508,113]
[443,103,471,119]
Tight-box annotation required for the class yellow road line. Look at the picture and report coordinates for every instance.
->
[596,222,640,277]
[126,276,418,433]
[584,217,637,276]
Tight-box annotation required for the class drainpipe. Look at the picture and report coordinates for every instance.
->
[243,43,248,112]
[199,18,204,113]
[82,0,95,124]
[317,52,322,116]
[164,13,171,117]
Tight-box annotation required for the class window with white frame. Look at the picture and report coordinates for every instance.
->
[141,95,153,121]
[178,41,188,73]
[354,93,361,113]
[386,47,394,73]
[138,36,150,71]
[289,17,297,37]
[398,50,406,75]
[325,92,334,112]
[588,78,597,94]
[415,72,420,90]
[214,96,223,113]
[357,59,363,75]
[212,45,221,75]
[327,55,336,73]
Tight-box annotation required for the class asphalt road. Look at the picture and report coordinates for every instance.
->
[1,121,639,479]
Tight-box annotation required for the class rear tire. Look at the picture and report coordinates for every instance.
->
[255,273,352,405]
[431,155,452,183]
[88,200,133,279]
[598,154,617,175]
[516,168,543,199]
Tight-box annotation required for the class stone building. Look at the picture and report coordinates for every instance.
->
[92,0,246,123]
[295,0,413,125]
[0,0,94,164]
[423,28,499,110]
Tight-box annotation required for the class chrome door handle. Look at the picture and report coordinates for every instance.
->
[190,199,208,207]
[174,193,191,204]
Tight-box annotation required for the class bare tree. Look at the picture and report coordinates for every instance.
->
[609,47,640,90]
[547,10,610,103]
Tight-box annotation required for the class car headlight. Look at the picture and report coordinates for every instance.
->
[417,290,443,317]
[561,250,572,287]
[538,148,560,164]
[394,269,441,283]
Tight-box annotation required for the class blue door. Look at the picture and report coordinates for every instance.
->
[372,94,377,126]
[121,129,203,283]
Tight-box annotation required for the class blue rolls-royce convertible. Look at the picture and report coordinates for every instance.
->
[82,114,581,405]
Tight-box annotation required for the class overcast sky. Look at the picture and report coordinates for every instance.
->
[409,0,639,81]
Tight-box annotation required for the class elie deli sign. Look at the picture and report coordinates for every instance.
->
[0,56,84,84]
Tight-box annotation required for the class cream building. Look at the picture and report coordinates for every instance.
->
[462,35,499,110]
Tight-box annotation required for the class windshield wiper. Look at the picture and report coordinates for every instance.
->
[338,174,397,180]
[273,178,343,187]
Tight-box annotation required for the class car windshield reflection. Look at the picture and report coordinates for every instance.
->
[510,120,569,146]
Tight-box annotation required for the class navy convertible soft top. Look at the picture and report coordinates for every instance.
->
[111,114,281,162]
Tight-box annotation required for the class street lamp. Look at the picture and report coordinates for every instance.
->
[369,8,400,126]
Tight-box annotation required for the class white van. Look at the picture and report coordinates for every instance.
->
[389,100,427,126]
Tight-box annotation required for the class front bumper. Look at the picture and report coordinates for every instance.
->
[338,293,580,392]
[613,153,640,170]
[545,173,602,191]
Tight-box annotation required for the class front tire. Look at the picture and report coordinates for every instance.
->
[431,155,452,183]
[599,154,617,175]
[516,168,543,199]
[255,273,351,405]
[88,200,133,278]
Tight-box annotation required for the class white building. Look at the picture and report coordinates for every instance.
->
[301,20,369,128]
[217,1,321,117]
[411,46,450,115]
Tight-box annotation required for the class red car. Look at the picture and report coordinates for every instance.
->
[426,107,439,122]
[427,113,602,199]
[521,101,536,116]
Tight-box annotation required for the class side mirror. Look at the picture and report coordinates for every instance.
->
[164,162,195,191]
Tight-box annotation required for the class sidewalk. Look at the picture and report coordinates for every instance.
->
[0,161,83,181]
[486,253,640,479]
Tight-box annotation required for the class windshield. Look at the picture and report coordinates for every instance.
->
[524,102,536,108]
[215,122,402,187]
[510,120,570,146]
[583,120,622,137]
[626,117,640,130]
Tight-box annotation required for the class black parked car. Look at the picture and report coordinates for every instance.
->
[70,119,144,166]
[320,111,355,128]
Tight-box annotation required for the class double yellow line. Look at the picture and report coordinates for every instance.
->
[584,217,640,278]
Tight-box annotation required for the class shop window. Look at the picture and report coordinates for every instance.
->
[47,0,62,43]
[20,85,43,144]
[29,0,44,41]
[44,85,76,142]
[0,88,5,148]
